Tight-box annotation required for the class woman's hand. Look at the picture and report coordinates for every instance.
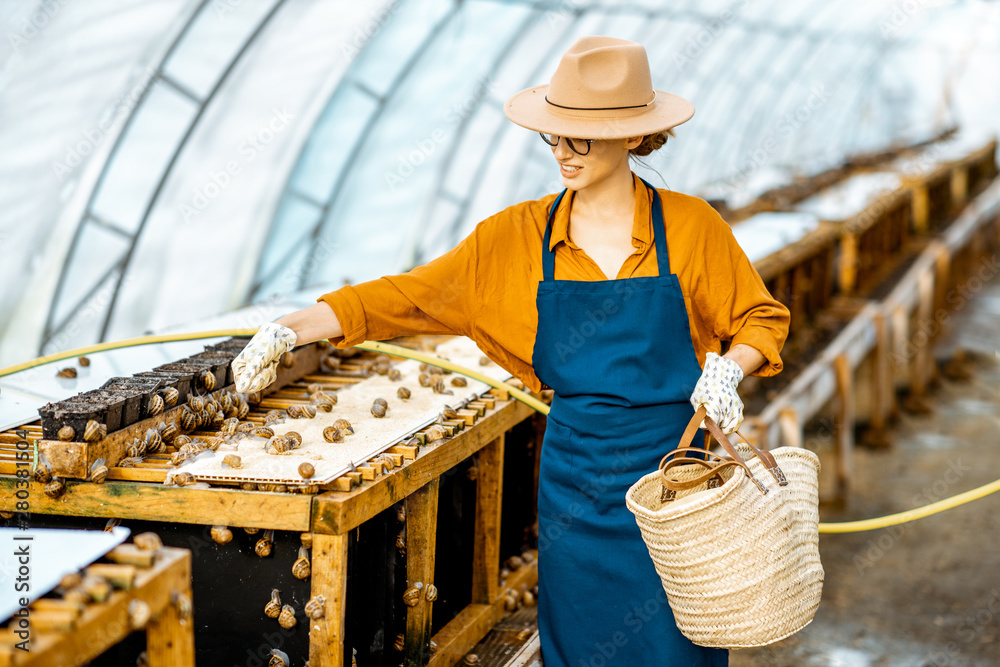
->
[689,352,746,434]
[232,322,298,393]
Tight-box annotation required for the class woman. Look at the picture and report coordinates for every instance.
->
[234,36,789,666]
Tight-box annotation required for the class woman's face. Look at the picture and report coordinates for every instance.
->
[549,135,642,191]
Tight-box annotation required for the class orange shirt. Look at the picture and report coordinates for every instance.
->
[319,173,790,392]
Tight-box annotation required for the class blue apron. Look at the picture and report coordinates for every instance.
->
[532,179,728,666]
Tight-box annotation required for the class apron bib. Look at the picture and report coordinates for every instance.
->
[532,179,728,666]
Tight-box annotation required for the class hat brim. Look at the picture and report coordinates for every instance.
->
[503,85,694,140]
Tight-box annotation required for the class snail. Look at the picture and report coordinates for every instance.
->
[219,392,233,414]
[403,584,423,607]
[432,379,454,395]
[304,595,325,620]
[298,462,315,479]
[292,545,311,579]
[145,429,164,454]
[418,373,432,387]
[310,390,336,406]
[267,436,291,454]
[159,421,178,443]
[197,409,212,428]
[57,425,75,441]
[174,434,193,447]
[188,395,205,413]
[125,439,143,459]
[244,527,260,535]
[269,649,289,667]
[278,605,297,629]
[299,483,319,494]
[300,533,313,549]
[425,583,439,602]
[89,459,108,484]
[83,420,106,443]
[255,530,274,557]
[118,457,142,468]
[281,351,295,368]
[222,454,242,469]
[334,418,354,435]
[522,589,536,606]
[240,482,257,491]
[210,410,224,429]
[236,401,250,420]
[394,634,406,652]
[285,431,302,448]
[78,356,91,367]
[210,525,233,545]
[178,408,197,431]
[220,417,240,436]
[206,397,221,414]
[323,427,343,443]
[371,399,387,419]
[44,477,66,499]
[254,426,274,439]
[286,405,302,419]
[440,408,458,421]
[479,355,491,366]
[173,472,196,486]
[419,363,428,371]
[451,377,468,387]
[33,464,52,484]
[199,369,216,391]
[203,437,224,451]
[161,387,179,407]
[264,589,282,618]
[388,368,402,381]
[301,404,317,419]
[128,599,152,630]
[134,532,163,551]
[237,422,255,434]
[57,367,77,378]
[397,386,411,400]
[307,383,322,393]
[172,591,193,620]
[425,425,447,443]
[314,397,334,412]
[147,394,165,416]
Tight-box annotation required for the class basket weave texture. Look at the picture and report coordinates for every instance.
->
[626,444,824,648]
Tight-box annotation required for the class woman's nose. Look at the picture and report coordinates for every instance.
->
[553,137,573,159]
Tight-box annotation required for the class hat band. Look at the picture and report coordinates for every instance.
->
[544,95,655,111]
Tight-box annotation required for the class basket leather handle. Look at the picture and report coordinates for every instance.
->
[660,451,744,492]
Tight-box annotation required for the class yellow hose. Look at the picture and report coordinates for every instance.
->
[2,327,996,534]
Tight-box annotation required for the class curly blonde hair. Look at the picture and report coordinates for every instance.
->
[630,129,675,157]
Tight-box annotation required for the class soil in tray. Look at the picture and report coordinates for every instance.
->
[136,371,191,403]
[101,377,163,423]
[38,399,108,440]
[742,313,852,416]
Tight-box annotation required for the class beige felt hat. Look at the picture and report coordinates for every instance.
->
[504,36,694,140]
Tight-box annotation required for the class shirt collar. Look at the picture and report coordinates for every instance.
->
[547,173,654,252]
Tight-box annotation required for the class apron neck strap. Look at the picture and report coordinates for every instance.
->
[542,177,669,281]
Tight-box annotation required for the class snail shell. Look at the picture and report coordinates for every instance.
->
[300,532,313,549]
[254,426,274,439]
[277,605,297,629]
[210,410,224,429]
[78,356,91,367]
[57,367,77,378]
[44,478,66,499]
[170,451,190,466]
[314,398,334,412]
[440,408,458,421]
[161,387,179,407]
[125,441,141,459]
[222,454,242,469]
[403,585,423,607]
[375,362,389,376]
[479,355,491,366]
[425,583,439,602]
[90,462,108,484]
[269,649,289,667]
[264,413,283,427]
[172,591,193,620]
[394,633,406,652]
[255,536,272,558]
[147,394,165,416]
[58,425,76,441]
[118,457,142,468]
[173,472,196,486]
[83,420,106,443]
[199,369,216,391]
[310,391,336,405]
[432,379,454,395]
[425,425,447,443]
[179,408,197,431]
[307,383,322,393]
[240,482,257,491]
[304,595,325,620]
[210,525,233,545]
[286,405,302,419]
[522,589,536,606]
[188,395,205,413]
[323,427,343,443]
[419,363,428,371]
[128,599,152,630]
[265,409,283,420]
[301,404,317,419]
[220,417,239,436]
[237,422,255,434]
[219,392,233,414]
[292,547,311,579]
[264,589,282,618]
[197,409,212,428]
[281,351,295,368]
[33,465,52,484]
[205,398,221,415]
[451,377,468,387]
[418,373,432,387]
[145,429,164,454]
[371,401,387,418]
[388,368,402,381]
[159,421,178,443]
[203,437,224,451]
[244,527,260,535]
[397,386,411,399]
[268,436,291,454]
[174,434,193,447]
[285,431,302,448]
[134,532,163,551]
[333,419,353,435]
[236,401,250,420]
[298,462,315,479]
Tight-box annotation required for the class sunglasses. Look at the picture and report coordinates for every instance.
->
[539,133,596,156]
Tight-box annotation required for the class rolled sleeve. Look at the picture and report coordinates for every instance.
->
[318,286,368,348]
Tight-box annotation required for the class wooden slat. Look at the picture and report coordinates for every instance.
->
[308,533,349,667]
[472,436,505,605]
[404,479,440,665]
[310,400,531,534]
[0,480,312,531]
[14,548,191,667]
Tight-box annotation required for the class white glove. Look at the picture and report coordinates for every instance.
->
[232,323,297,393]
[689,352,745,434]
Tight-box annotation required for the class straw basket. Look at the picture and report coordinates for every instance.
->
[625,407,824,648]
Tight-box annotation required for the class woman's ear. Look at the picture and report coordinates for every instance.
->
[625,135,644,150]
